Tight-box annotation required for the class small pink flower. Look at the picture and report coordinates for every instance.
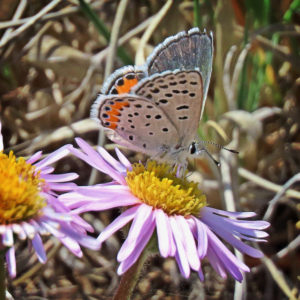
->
[0,123,97,278]
[62,138,270,282]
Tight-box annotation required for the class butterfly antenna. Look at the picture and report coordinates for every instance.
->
[197,140,239,154]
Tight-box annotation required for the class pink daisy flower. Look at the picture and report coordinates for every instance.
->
[0,123,97,278]
[62,137,270,282]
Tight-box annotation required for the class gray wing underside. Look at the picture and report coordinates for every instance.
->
[146,27,213,117]
[132,70,203,146]
[96,95,179,156]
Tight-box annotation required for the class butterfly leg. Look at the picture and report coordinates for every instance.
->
[195,146,220,167]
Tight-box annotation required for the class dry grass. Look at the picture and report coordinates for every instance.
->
[1,0,299,299]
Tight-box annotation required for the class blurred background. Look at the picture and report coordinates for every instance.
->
[0,0,299,299]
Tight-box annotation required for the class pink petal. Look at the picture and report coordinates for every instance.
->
[206,220,264,258]
[170,217,190,278]
[3,228,13,247]
[198,267,204,281]
[97,206,139,244]
[41,173,79,182]
[97,146,126,173]
[26,151,43,164]
[73,139,127,185]
[206,246,227,279]
[203,207,257,219]
[59,192,92,207]
[34,145,70,170]
[202,212,269,238]
[59,224,100,250]
[206,229,246,281]
[205,224,249,273]
[48,182,77,191]
[115,147,132,170]
[155,209,174,257]
[176,215,200,271]
[41,221,65,238]
[117,215,155,274]
[39,166,55,174]
[71,195,138,214]
[193,217,208,259]
[58,235,83,257]
[117,204,153,261]
[6,247,16,278]
[12,224,26,240]
[75,186,133,199]
[32,234,47,263]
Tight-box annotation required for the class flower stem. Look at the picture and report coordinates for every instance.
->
[0,250,6,300]
[113,236,157,300]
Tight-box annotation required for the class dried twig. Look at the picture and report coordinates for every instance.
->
[135,0,173,65]
[275,234,300,260]
[89,0,129,186]
[91,15,155,67]
[231,44,251,99]
[255,35,300,71]
[260,256,298,300]
[0,0,27,45]
[0,1,104,30]
[263,173,300,221]
[238,168,300,200]
[223,45,237,110]
[222,43,251,111]
[0,0,62,48]
[14,119,98,155]
[12,240,61,285]
[64,65,96,105]
[220,129,247,300]
[104,0,129,79]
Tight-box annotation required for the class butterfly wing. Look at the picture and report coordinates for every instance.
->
[101,65,147,95]
[146,28,213,117]
[91,94,179,156]
[132,70,203,146]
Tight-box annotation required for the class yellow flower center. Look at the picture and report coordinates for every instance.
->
[126,161,206,216]
[0,151,46,224]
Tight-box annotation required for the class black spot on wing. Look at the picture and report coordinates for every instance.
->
[176,105,189,110]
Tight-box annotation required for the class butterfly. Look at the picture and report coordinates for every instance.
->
[91,28,234,166]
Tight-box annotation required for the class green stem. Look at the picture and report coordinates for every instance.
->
[0,250,6,300]
[193,0,200,28]
[112,236,157,300]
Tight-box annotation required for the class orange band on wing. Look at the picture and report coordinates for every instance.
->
[116,78,138,94]
[110,101,130,111]
[101,99,130,130]
[106,115,119,123]
[108,123,117,130]
[110,108,121,116]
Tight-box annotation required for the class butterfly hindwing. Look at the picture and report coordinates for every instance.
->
[91,94,179,156]
[101,65,147,95]
[132,70,203,146]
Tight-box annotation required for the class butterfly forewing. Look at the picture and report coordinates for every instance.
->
[146,28,213,109]
[94,94,179,156]
[132,70,203,146]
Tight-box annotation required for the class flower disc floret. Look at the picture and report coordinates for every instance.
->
[125,161,206,216]
[0,151,46,224]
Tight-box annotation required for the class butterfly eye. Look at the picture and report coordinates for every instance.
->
[189,142,197,155]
